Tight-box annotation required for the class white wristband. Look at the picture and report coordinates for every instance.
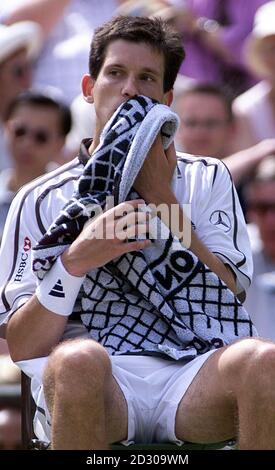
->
[36,256,85,316]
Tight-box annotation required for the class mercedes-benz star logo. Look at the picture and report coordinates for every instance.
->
[209,210,231,233]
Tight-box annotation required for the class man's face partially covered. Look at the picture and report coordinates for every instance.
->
[82,39,172,143]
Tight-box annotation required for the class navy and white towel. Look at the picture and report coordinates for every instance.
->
[32,95,256,360]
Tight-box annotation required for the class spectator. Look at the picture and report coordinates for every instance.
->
[174,83,235,158]
[244,157,275,340]
[233,1,275,151]
[1,0,126,104]
[0,21,41,171]
[166,0,267,97]
[174,83,275,189]
[174,83,275,217]
[0,90,72,242]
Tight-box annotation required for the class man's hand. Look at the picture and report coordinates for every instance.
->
[133,134,177,204]
[134,137,238,295]
[62,199,151,277]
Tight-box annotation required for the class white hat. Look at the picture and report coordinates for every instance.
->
[0,21,42,65]
[244,1,275,77]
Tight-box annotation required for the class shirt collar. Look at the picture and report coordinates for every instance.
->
[78,138,93,166]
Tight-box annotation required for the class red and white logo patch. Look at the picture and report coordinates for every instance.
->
[23,237,31,252]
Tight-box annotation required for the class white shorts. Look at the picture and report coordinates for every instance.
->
[17,350,215,445]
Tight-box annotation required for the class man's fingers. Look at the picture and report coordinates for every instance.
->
[116,222,149,241]
[105,199,146,218]
[115,210,149,233]
[121,238,151,253]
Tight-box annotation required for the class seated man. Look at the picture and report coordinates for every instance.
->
[0,15,274,451]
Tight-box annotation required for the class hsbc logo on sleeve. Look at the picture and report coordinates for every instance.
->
[14,237,32,282]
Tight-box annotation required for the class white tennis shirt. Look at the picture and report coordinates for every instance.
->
[0,151,252,328]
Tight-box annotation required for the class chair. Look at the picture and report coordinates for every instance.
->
[21,372,235,451]
[21,372,49,450]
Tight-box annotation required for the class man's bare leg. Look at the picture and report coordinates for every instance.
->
[175,338,275,449]
[43,339,128,450]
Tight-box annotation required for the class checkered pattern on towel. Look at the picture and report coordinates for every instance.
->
[32,95,256,360]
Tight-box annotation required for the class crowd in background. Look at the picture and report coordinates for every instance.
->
[0,0,275,450]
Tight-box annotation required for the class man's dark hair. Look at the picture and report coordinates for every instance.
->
[5,91,72,136]
[176,83,234,123]
[89,15,185,93]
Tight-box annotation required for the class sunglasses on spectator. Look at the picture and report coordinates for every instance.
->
[11,124,53,145]
[249,202,275,215]
[181,117,229,130]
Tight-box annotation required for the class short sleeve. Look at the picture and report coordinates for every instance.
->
[195,161,253,293]
[0,188,42,327]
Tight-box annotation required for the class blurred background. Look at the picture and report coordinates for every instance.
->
[0,0,275,450]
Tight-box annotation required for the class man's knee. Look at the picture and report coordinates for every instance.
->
[220,337,275,393]
[43,339,111,397]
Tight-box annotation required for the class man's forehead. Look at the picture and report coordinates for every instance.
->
[104,39,163,63]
